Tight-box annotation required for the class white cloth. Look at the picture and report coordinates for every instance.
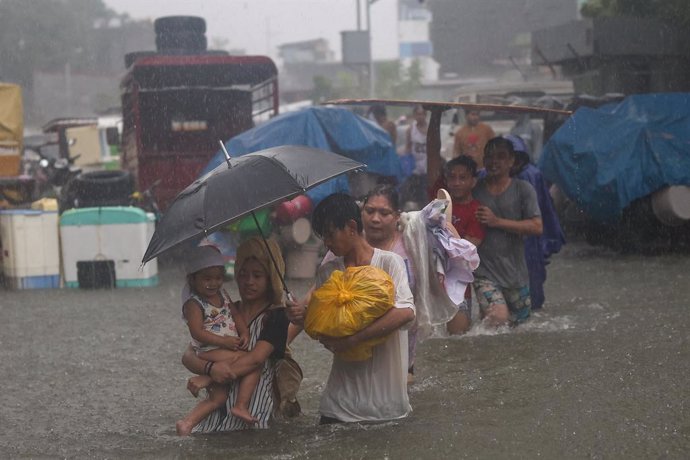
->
[401,199,480,340]
[317,248,414,422]
[420,200,480,304]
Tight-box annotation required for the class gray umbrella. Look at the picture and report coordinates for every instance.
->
[142,144,364,270]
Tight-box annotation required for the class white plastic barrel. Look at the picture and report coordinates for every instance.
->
[651,185,690,226]
[0,210,60,289]
[278,217,312,245]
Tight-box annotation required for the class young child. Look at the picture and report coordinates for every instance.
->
[443,155,486,248]
[443,155,486,314]
[176,245,260,436]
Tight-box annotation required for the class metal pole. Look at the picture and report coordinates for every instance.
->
[356,0,361,30]
[367,0,374,97]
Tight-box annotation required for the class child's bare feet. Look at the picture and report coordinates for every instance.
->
[187,375,212,397]
[176,419,194,436]
[230,406,258,425]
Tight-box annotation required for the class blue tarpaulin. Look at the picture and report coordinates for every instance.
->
[539,93,690,223]
[203,106,403,205]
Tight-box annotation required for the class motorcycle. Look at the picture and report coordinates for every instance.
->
[23,139,81,205]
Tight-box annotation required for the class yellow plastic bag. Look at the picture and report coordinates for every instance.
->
[305,265,395,361]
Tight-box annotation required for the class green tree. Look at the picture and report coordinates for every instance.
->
[375,61,402,98]
[333,71,361,99]
[0,0,116,91]
[374,59,422,99]
[311,75,334,104]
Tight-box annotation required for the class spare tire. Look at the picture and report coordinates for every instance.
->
[71,170,134,209]
[156,31,207,52]
[154,16,206,34]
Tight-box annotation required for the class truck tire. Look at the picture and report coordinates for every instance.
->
[154,16,206,34]
[156,31,207,52]
[71,170,134,209]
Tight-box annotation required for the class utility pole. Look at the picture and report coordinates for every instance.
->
[356,0,361,30]
[367,0,380,98]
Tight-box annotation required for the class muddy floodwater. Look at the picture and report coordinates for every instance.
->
[1,241,688,458]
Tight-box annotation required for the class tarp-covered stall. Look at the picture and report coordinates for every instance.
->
[540,93,690,223]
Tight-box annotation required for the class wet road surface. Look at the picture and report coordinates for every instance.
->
[1,241,688,458]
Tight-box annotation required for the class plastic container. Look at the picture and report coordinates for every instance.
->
[274,195,312,224]
[0,209,60,289]
[60,206,158,288]
[651,185,690,226]
[278,217,312,245]
[226,209,272,238]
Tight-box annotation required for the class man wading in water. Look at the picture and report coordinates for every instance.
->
[287,193,415,423]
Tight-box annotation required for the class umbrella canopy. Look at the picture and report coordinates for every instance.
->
[142,145,364,263]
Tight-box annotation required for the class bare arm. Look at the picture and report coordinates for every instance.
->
[319,306,415,353]
[285,284,314,327]
[287,322,303,345]
[210,341,275,384]
[228,300,250,349]
[385,121,397,145]
[426,108,444,190]
[181,339,275,385]
[405,126,412,154]
[452,129,462,157]
[476,206,543,236]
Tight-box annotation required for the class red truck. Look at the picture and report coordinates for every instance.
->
[120,16,279,210]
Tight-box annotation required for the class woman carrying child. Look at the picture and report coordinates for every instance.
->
[180,237,290,433]
[176,245,262,435]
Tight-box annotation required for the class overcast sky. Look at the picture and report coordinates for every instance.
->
[104,0,400,60]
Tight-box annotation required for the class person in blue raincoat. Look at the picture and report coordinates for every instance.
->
[504,134,565,310]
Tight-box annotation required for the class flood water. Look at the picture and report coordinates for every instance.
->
[1,240,688,458]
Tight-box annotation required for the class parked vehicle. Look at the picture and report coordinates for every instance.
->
[120,16,279,211]
[541,93,690,253]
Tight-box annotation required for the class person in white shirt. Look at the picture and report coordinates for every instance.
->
[286,193,416,423]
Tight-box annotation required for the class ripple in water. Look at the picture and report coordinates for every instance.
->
[427,311,577,339]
